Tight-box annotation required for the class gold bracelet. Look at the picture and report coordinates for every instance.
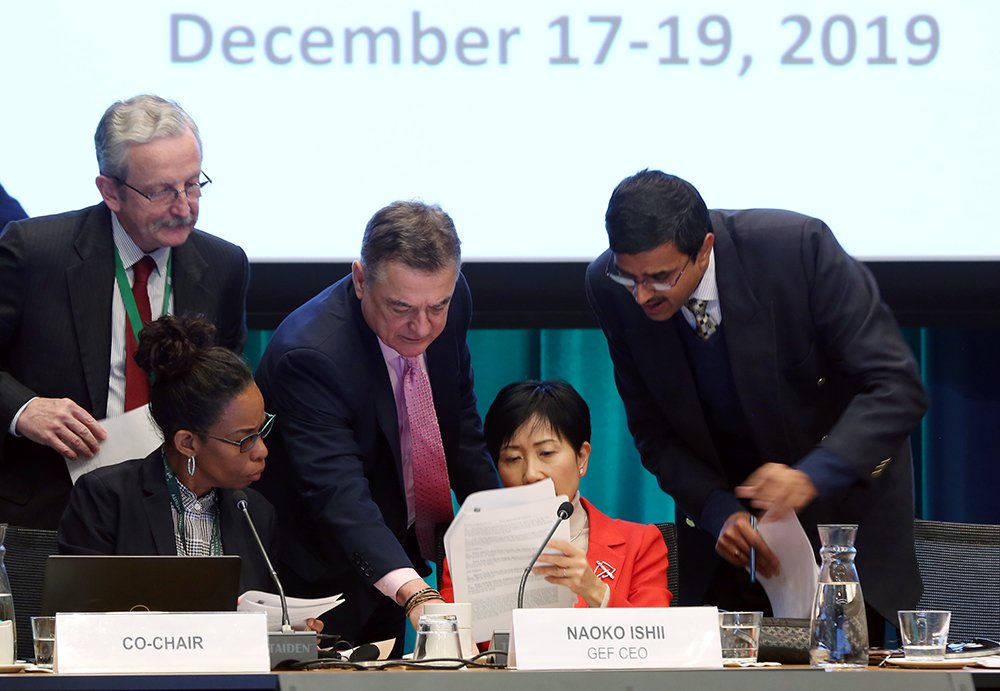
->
[403,587,434,611]
[404,595,431,618]
[404,588,439,615]
[403,587,441,617]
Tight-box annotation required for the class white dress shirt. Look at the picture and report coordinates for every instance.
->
[105,213,173,417]
[680,247,722,330]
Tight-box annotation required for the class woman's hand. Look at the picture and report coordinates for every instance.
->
[533,539,608,608]
[304,617,324,633]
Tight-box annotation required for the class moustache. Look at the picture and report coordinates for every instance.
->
[152,216,195,231]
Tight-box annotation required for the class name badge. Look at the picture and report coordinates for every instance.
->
[55,611,269,674]
[509,606,723,670]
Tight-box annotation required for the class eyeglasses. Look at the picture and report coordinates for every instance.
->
[114,171,212,206]
[605,254,691,296]
[201,412,275,453]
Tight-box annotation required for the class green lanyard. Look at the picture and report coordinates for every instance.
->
[113,247,173,344]
[162,455,223,556]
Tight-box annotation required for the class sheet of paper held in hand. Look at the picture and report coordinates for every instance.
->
[445,478,575,643]
[65,404,162,483]
[755,512,820,618]
[238,591,345,631]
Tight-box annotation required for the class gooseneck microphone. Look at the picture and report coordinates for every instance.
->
[234,490,291,633]
[235,491,319,669]
[516,501,574,609]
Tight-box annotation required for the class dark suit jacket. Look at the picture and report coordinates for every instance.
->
[440,496,672,622]
[0,182,27,228]
[253,272,499,643]
[0,203,249,529]
[57,450,276,593]
[585,209,928,621]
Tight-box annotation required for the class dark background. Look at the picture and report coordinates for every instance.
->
[245,260,1000,525]
[248,261,1000,330]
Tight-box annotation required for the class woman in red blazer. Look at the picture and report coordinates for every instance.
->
[441,380,671,609]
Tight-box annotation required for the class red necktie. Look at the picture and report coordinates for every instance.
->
[402,356,453,560]
[124,256,156,412]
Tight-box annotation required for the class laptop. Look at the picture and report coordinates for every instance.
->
[41,555,242,615]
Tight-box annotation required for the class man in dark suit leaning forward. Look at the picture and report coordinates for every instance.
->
[585,170,927,641]
[0,94,248,529]
[254,201,499,652]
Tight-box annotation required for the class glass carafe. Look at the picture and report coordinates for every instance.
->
[0,524,16,662]
[808,524,869,667]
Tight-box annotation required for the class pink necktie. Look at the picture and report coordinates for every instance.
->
[402,356,453,560]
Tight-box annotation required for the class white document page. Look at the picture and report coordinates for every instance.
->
[238,591,345,631]
[452,477,558,512]
[756,512,819,618]
[66,404,162,483]
[445,479,575,643]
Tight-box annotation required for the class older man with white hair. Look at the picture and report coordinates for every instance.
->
[0,94,249,529]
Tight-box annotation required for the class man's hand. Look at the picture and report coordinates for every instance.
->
[396,578,445,631]
[15,397,107,459]
[736,462,817,514]
[716,511,780,578]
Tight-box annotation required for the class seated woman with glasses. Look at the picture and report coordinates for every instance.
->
[58,315,279,593]
[441,380,672,611]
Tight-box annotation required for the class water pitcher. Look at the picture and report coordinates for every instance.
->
[0,525,16,662]
[808,523,869,667]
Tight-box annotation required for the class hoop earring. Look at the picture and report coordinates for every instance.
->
[187,455,197,477]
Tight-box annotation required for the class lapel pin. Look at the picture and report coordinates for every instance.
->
[593,560,616,580]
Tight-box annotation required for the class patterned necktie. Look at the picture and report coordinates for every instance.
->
[686,298,717,340]
[402,356,453,560]
[124,256,156,411]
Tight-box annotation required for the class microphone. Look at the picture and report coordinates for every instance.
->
[234,490,291,632]
[234,490,317,669]
[348,643,381,662]
[516,501,574,609]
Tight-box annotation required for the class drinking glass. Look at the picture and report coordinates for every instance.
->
[413,614,462,666]
[423,602,475,659]
[719,611,763,663]
[31,616,55,668]
[898,610,951,660]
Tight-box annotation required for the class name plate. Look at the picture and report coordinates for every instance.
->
[55,611,269,674]
[510,606,723,670]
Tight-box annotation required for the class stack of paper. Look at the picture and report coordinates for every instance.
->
[444,479,576,643]
[755,513,820,618]
[238,591,344,631]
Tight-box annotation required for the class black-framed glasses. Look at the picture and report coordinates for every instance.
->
[605,254,691,296]
[201,412,275,453]
[114,171,212,206]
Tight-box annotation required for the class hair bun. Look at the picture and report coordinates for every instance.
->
[134,315,218,381]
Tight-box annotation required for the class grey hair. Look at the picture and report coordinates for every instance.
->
[360,201,462,283]
[94,95,202,180]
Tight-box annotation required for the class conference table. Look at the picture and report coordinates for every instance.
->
[2,666,1000,691]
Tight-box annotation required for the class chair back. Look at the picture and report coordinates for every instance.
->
[913,518,1000,641]
[2,525,59,661]
[655,522,680,602]
[434,522,448,590]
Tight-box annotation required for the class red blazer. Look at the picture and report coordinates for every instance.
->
[440,497,672,613]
